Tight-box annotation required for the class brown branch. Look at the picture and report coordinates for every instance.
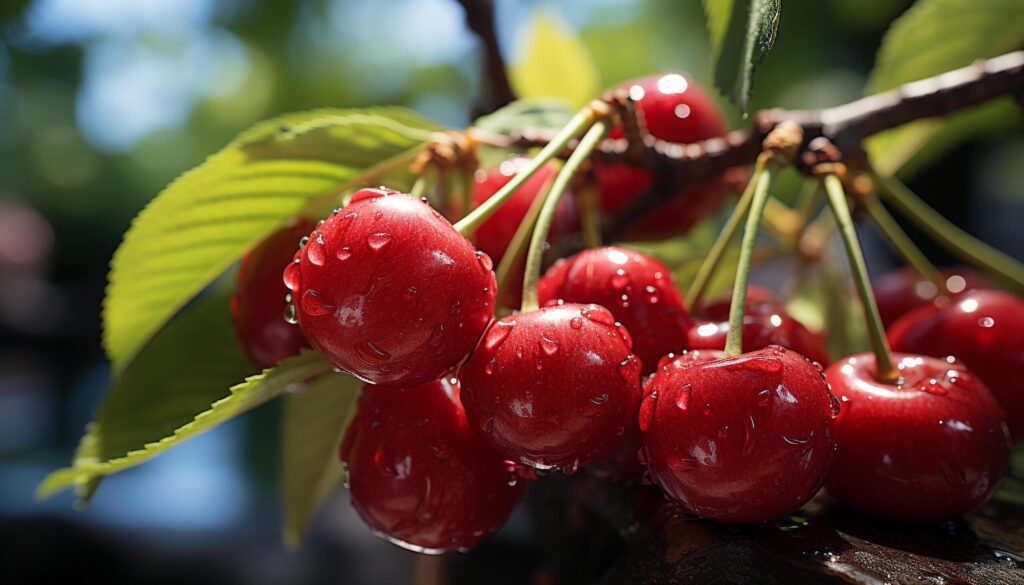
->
[457,0,516,114]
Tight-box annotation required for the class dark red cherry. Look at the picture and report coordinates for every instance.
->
[472,157,579,306]
[537,246,690,373]
[888,289,1024,437]
[824,352,1010,522]
[641,346,838,523]
[597,73,729,241]
[694,285,784,322]
[288,188,496,385]
[231,218,313,369]
[686,311,831,367]
[341,378,523,553]
[873,266,989,327]
[459,303,643,471]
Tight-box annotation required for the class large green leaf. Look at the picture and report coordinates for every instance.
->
[38,350,332,499]
[104,107,439,374]
[509,8,601,109]
[865,0,1024,175]
[281,373,361,548]
[702,0,781,111]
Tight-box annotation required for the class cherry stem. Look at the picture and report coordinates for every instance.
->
[685,156,769,309]
[874,174,1024,294]
[409,168,431,199]
[861,194,943,288]
[579,179,603,249]
[454,109,598,237]
[459,165,474,221]
[821,174,899,383]
[724,156,777,358]
[493,165,559,308]
[521,121,610,313]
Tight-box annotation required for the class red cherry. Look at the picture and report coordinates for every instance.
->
[686,311,831,367]
[472,157,579,306]
[641,346,838,523]
[537,246,690,373]
[887,289,1024,437]
[597,73,729,241]
[824,352,1010,521]
[873,266,989,327]
[341,378,523,553]
[459,303,643,471]
[231,218,313,369]
[288,188,496,385]
[694,285,784,322]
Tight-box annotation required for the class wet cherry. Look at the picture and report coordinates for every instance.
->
[289,188,496,385]
[887,289,1024,437]
[341,378,523,553]
[597,73,729,241]
[641,346,838,523]
[459,303,643,471]
[686,311,831,367]
[824,352,1011,521]
[472,157,579,306]
[874,266,990,327]
[231,218,313,369]
[537,246,690,373]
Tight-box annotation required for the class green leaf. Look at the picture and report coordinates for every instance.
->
[509,8,601,109]
[865,0,1024,175]
[702,0,781,110]
[281,372,361,548]
[38,350,331,499]
[104,107,439,374]
[473,98,576,136]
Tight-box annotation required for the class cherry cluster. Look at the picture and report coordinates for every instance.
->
[229,74,1020,553]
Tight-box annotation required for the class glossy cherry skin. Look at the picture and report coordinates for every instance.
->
[459,303,643,471]
[231,218,313,369]
[873,266,990,327]
[537,246,690,373]
[694,285,784,322]
[286,188,497,385]
[824,352,1011,522]
[686,311,831,367]
[887,290,1024,437]
[597,73,729,241]
[341,378,523,553]
[472,157,579,306]
[641,346,838,523]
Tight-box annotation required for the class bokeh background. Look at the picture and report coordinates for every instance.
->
[1,0,1021,583]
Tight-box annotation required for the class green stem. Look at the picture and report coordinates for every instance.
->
[875,175,1024,293]
[861,194,943,288]
[724,161,777,357]
[410,167,431,199]
[454,109,597,236]
[822,174,898,382]
[493,164,559,308]
[521,121,609,312]
[686,156,768,309]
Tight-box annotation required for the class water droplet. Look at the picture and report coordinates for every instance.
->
[336,247,352,260]
[582,305,615,326]
[368,232,392,250]
[978,316,995,328]
[717,425,731,439]
[356,341,391,363]
[485,357,497,375]
[301,290,336,316]
[569,317,583,330]
[782,431,814,446]
[616,323,633,349]
[282,262,301,291]
[639,394,657,432]
[404,286,417,300]
[307,237,325,266]
[616,425,626,436]
[299,236,310,248]
[429,443,450,460]
[619,355,641,383]
[829,394,841,417]
[645,285,660,304]
[757,389,772,406]
[428,324,444,347]
[539,335,560,355]
[590,393,609,405]
[374,211,384,221]
[476,250,494,271]
[920,382,948,396]
[283,303,298,324]
[562,459,580,476]
[610,269,630,291]
[675,384,692,410]
[484,320,516,351]
[702,402,712,415]
[450,300,462,314]
[480,416,495,433]
[535,358,544,370]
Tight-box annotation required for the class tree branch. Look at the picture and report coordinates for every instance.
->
[457,0,516,114]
